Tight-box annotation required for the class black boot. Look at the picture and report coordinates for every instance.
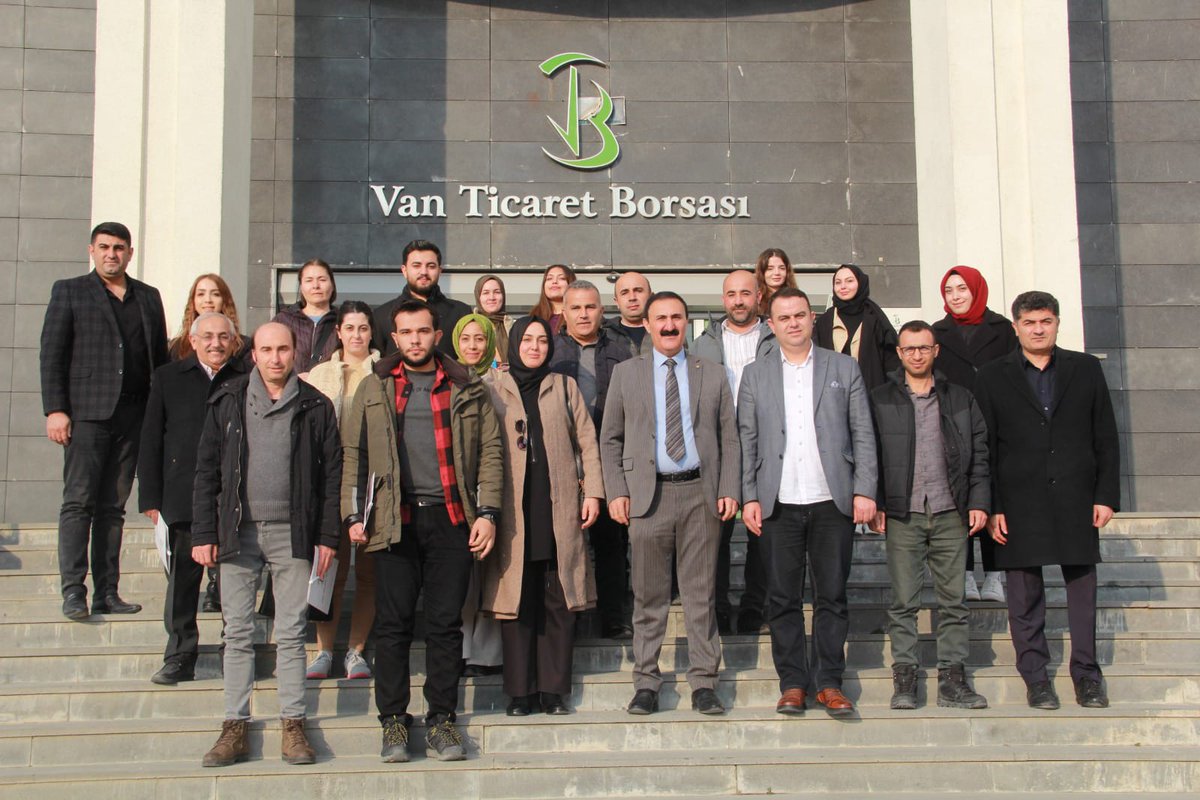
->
[938,665,988,709]
[890,663,918,710]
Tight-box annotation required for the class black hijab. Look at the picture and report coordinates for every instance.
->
[507,316,556,396]
[832,264,871,317]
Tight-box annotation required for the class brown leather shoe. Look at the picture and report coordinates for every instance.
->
[816,688,855,718]
[281,718,316,765]
[776,688,807,715]
[202,719,249,767]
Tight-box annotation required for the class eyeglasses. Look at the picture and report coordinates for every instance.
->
[515,419,527,451]
[899,345,935,356]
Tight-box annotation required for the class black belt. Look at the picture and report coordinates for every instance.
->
[408,498,444,508]
[656,468,700,483]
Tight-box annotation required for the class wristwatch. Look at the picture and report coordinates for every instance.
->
[477,508,499,525]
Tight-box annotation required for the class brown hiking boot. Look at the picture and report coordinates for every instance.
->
[281,717,316,765]
[202,719,249,767]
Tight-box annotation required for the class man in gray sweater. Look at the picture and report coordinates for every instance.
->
[192,322,341,767]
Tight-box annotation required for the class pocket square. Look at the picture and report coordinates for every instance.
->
[830,380,842,388]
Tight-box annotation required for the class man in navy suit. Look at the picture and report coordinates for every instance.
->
[40,221,169,620]
[738,287,878,718]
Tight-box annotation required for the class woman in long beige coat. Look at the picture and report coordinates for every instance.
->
[481,317,604,716]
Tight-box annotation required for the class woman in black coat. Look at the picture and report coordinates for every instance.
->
[931,265,1018,601]
[814,264,899,392]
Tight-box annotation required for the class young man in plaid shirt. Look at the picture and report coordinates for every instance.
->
[342,299,504,762]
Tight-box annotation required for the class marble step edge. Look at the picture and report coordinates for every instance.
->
[1,743,1197,787]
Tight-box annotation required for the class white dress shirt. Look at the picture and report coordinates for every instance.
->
[777,346,833,505]
[721,321,761,405]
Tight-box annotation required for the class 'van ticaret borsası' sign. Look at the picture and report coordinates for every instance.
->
[369,52,751,221]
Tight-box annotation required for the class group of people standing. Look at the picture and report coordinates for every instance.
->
[40,226,1120,769]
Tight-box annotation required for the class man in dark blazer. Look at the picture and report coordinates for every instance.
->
[40,221,169,620]
[739,288,878,718]
[600,291,741,717]
[974,290,1120,711]
[139,312,246,685]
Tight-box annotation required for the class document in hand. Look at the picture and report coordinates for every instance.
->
[307,552,338,616]
[154,514,171,573]
[362,471,378,525]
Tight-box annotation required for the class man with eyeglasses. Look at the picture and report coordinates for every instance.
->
[139,312,247,686]
[868,320,990,711]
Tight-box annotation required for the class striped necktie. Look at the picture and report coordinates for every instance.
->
[664,358,686,463]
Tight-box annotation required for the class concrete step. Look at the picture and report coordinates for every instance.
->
[1,742,1197,797]
[0,665,1195,727]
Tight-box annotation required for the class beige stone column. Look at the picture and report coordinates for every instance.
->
[90,0,253,326]
[910,0,1084,347]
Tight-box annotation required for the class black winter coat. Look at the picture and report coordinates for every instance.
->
[931,309,1017,393]
[814,303,899,393]
[549,327,633,430]
[372,283,470,358]
[272,303,338,373]
[974,348,1121,568]
[40,271,169,420]
[869,370,990,525]
[137,355,246,525]
[191,374,343,562]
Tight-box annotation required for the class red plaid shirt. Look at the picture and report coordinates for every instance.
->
[392,360,466,526]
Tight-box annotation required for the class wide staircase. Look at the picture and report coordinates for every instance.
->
[0,514,1197,798]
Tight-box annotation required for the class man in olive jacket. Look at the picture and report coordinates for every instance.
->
[341,300,503,764]
[868,320,989,711]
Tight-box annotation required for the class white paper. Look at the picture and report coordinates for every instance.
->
[307,553,338,614]
[154,514,171,573]
[362,471,377,525]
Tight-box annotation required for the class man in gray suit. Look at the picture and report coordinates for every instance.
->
[739,287,878,718]
[600,291,741,717]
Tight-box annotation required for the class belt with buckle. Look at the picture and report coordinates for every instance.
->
[410,498,444,508]
[656,468,700,483]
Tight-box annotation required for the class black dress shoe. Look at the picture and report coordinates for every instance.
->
[603,622,634,640]
[627,689,659,715]
[92,594,143,615]
[1026,680,1061,710]
[464,664,503,678]
[62,591,88,621]
[737,609,765,635]
[691,688,726,715]
[1074,677,1109,708]
[541,693,570,715]
[151,661,196,686]
[506,695,538,716]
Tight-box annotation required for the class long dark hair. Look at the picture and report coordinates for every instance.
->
[529,264,577,324]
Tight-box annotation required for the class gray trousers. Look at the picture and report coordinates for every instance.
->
[629,478,722,693]
[220,521,310,720]
[885,509,970,669]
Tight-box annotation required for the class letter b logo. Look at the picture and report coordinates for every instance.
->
[539,52,620,171]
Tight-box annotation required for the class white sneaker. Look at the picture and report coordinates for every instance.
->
[306,650,333,680]
[964,572,981,601]
[344,650,372,680]
[980,572,1006,603]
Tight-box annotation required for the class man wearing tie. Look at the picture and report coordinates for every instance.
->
[739,287,878,718]
[600,291,741,716]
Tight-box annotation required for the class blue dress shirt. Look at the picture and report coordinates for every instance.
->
[652,349,701,472]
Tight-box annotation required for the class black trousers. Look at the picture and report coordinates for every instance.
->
[965,531,997,572]
[762,500,853,692]
[58,398,144,598]
[501,560,574,698]
[589,507,629,627]
[1006,564,1100,685]
[373,505,472,724]
[716,517,766,618]
[163,522,204,665]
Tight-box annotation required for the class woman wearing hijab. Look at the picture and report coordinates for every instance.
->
[451,312,506,676]
[481,317,605,716]
[932,265,1018,602]
[474,274,515,368]
[814,263,900,392]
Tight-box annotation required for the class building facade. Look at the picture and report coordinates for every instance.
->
[0,0,1196,519]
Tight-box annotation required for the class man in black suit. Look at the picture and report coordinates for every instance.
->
[372,239,470,357]
[974,291,1121,711]
[139,312,246,685]
[40,222,169,621]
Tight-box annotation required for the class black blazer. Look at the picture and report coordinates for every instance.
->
[932,309,1018,393]
[40,271,169,421]
[137,355,247,525]
[814,303,900,393]
[974,348,1121,569]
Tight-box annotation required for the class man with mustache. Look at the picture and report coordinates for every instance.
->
[692,268,776,635]
[139,312,246,686]
[600,292,741,716]
[342,300,503,762]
